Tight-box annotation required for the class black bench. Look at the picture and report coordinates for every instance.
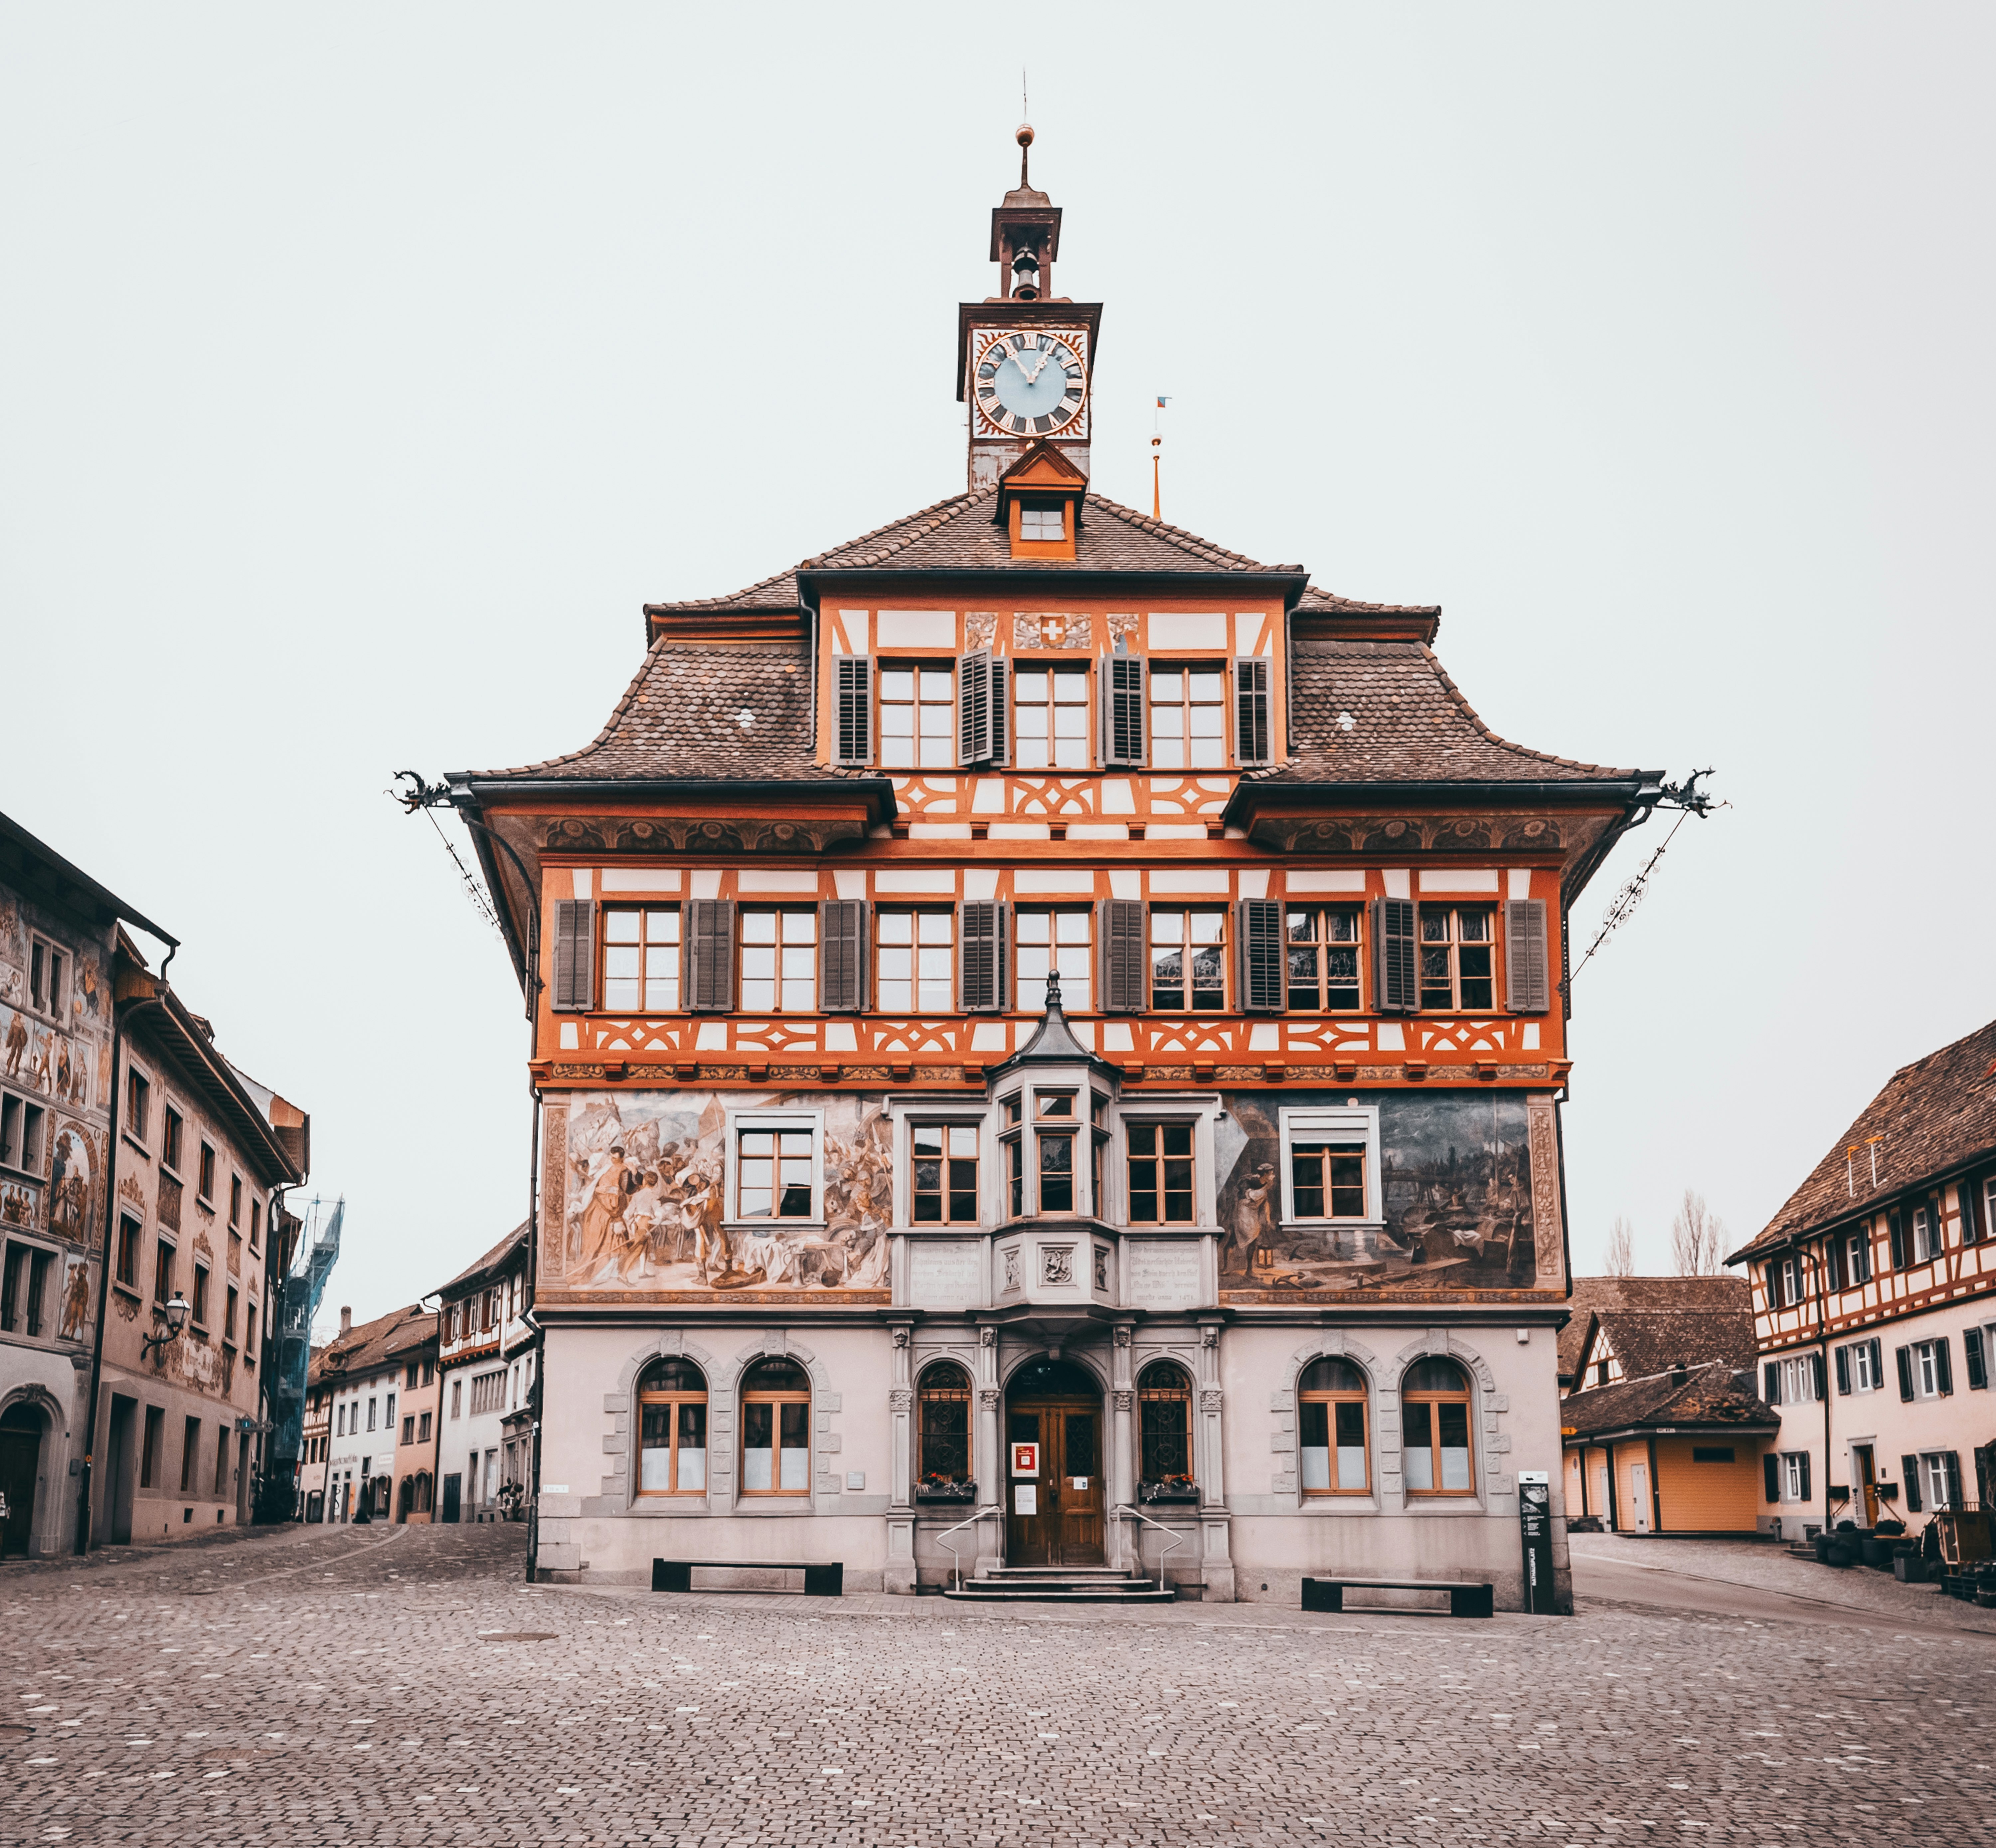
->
[652,1558,843,1597]
[1302,1576,1493,1619]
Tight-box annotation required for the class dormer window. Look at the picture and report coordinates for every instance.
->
[1020,503,1064,541]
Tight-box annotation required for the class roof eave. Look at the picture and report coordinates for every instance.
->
[1223,776,1659,826]
[451,773,896,825]
[795,567,1311,603]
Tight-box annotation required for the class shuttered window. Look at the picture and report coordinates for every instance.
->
[959,902,1007,1013]
[741,908,817,1013]
[876,908,951,1012]
[1150,908,1225,1011]
[1370,897,1417,1014]
[1235,657,1271,765]
[834,657,873,766]
[1100,656,1144,768]
[882,663,954,770]
[1020,908,1091,1012]
[1504,899,1549,1013]
[1419,906,1495,1011]
[1098,899,1145,1013]
[1962,1174,1985,1244]
[1147,663,1219,769]
[552,900,596,1012]
[1237,898,1284,1013]
[1016,666,1089,769]
[819,900,867,1013]
[685,900,735,1013]
[602,906,680,1011]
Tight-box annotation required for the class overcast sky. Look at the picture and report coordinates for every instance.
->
[4,6,1990,1330]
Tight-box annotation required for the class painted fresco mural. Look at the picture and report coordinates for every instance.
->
[1216,1090,1552,1300]
[544,1091,894,1303]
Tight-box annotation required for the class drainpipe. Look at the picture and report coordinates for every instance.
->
[1815,1235,1833,1532]
[524,1085,543,1585]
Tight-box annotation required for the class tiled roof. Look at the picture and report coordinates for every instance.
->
[1735,1018,1996,1260]
[308,1303,431,1384]
[1558,1275,1749,1380]
[1587,1303,1758,1382]
[439,1221,530,1295]
[1264,640,1643,785]
[1561,1359,1775,1441]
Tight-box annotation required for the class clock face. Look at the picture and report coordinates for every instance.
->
[973,331,1086,436]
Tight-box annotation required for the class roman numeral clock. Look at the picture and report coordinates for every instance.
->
[973,330,1087,438]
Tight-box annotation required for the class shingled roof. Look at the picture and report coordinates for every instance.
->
[1559,1275,1752,1382]
[1561,1359,1776,1443]
[439,1221,530,1296]
[308,1303,433,1385]
[1733,1018,1996,1260]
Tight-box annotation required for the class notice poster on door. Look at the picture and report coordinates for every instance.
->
[1015,1484,1038,1515]
[1011,1442,1040,1478]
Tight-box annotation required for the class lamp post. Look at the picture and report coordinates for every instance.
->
[141,1293,191,1364]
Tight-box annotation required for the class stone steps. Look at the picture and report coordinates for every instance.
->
[941,1566,1176,1604]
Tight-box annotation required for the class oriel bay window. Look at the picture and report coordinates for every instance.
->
[1013,665,1089,769]
[1285,907,1362,1011]
[880,663,955,770]
[1138,1362,1195,1495]
[1418,907,1495,1011]
[917,1361,974,1492]
[740,908,816,1013]
[1299,1358,1370,1495]
[603,906,681,1011]
[1150,908,1225,1011]
[637,1358,708,1495]
[912,1124,979,1223]
[1401,1358,1475,1495]
[1127,1123,1194,1223]
[877,910,954,1012]
[1149,665,1225,770]
[1017,908,1091,1012]
[741,1358,811,1496]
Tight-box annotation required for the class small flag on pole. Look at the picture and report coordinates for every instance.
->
[1155,395,1171,408]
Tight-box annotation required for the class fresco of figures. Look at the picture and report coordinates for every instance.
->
[551,1091,893,1298]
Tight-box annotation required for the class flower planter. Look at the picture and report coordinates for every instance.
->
[915,1484,977,1503]
[1138,1484,1200,1505]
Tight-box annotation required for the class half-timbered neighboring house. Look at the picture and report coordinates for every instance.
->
[1730,1019,1996,1539]
[445,139,1663,1605]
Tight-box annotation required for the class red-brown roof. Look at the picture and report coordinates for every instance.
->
[1559,1274,1753,1381]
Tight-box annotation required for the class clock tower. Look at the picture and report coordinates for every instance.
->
[957,125,1103,492]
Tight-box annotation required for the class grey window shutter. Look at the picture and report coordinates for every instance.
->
[1235,658,1271,765]
[1966,1327,1987,1391]
[1901,1455,1922,1512]
[1943,1451,1964,1508]
[996,901,1010,1012]
[1504,899,1550,1013]
[1371,897,1417,1014]
[960,902,998,1012]
[1935,1336,1953,1395]
[1827,1238,1844,1292]
[1888,1210,1906,1269]
[1099,899,1145,1013]
[1763,1454,1780,1503]
[1869,1336,1882,1386]
[1834,1345,1851,1395]
[1810,1352,1825,1400]
[835,658,873,767]
[958,652,993,766]
[820,901,866,1013]
[1895,1344,1914,1401]
[552,900,594,1012]
[1237,898,1284,1013]
[1763,1361,1781,1405]
[1765,1262,1782,1310]
[686,900,734,1013]
[1796,1452,1810,1503]
[1101,656,1145,768]
[990,656,1010,767]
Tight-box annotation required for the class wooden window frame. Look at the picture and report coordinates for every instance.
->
[911,1122,980,1225]
[636,1361,711,1498]
[124,1067,150,1145]
[115,1214,141,1290]
[1016,906,1093,1014]
[1416,905,1498,1013]
[1011,661,1092,772]
[1000,1093,1026,1220]
[601,904,684,1014]
[739,1361,812,1499]
[197,1142,217,1207]
[1283,905,1364,1013]
[1290,1143,1368,1223]
[876,908,956,1016]
[154,1237,176,1306]
[1148,905,1228,1013]
[1147,662,1228,772]
[1401,1360,1476,1499]
[160,1105,183,1176]
[738,907,818,1015]
[1126,1121,1195,1225]
[1298,1358,1372,1498]
[734,1124,818,1222]
[1137,1360,1196,1491]
[0,1091,49,1177]
[916,1360,974,1490]
[28,935,67,1021]
[878,659,957,773]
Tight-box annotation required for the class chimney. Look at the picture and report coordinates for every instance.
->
[339,1305,352,1337]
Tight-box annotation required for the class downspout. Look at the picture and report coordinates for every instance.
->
[1815,1235,1833,1531]
[1647,1432,1663,1534]
[524,1086,542,1584]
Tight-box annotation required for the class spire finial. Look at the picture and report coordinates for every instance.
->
[1017,115,1034,190]
[1044,966,1062,1011]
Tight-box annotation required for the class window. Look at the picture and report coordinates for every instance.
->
[1038,1120,1076,1215]
[1127,1123,1194,1224]
[635,1357,710,1495]
[740,908,816,1013]
[0,1092,49,1175]
[224,1285,238,1342]
[1150,908,1226,1011]
[417,1410,431,1442]
[1767,1354,1820,1405]
[1774,1255,1803,1308]
[229,1230,242,1276]
[30,938,66,1017]
[1903,1338,1951,1400]
[115,1215,140,1289]
[1284,907,1362,1011]
[0,1243,24,1332]
[1837,1337,1883,1395]
[1001,1094,1025,1218]
[1418,907,1495,1011]
[917,1361,973,1489]
[124,1068,150,1142]
[1781,1451,1811,1501]
[1298,1357,1370,1495]
[249,1198,260,1252]
[198,1143,216,1204]
[1292,1141,1367,1221]
[1138,1361,1195,1489]
[603,906,681,1012]
[738,1128,813,1219]
[912,1124,979,1222]
[470,1370,507,1415]
[161,1107,183,1174]
[1401,1357,1474,1495]
[191,1265,209,1327]
[402,1416,415,1444]
[245,1305,256,1364]
[1595,1358,1610,1387]
[450,1378,462,1419]
[1691,1446,1736,1464]
[336,1403,346,1437]
[215,1428,230,1496]
[1012,665,1089,769]
[877,910,954,1012]
[1912,1205,1941,1263]
[1842,1227,1872,1285]
[740,1358,811,1496]
[181,1416,201,1492]
[879,663,955,770]
[1017,908,1090,1012]
[229,1174,243,1228]
[366,1396,378,1432]
[1148,665,1225,770]
[1921,1451,1964,1511]
[1019,504,1064,541]
[141,1406,164,1488]
[153,1239,175,1305]
[405,1361,420,1390]
[385,1391,396,1428]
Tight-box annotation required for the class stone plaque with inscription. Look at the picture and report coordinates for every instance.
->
[1125,1240,1204,1311]
[909,1240,985,1310]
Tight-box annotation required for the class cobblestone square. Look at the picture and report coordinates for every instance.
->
[3,1524,1991,1847]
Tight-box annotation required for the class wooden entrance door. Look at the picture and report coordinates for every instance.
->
[1004,1360,1105,1566]
[1854,1445,1878,1526]
[0,1406,42,1558]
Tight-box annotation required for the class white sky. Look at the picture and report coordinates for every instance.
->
[4,6,1990,1327]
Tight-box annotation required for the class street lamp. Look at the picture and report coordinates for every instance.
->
[141,1292,191,1363]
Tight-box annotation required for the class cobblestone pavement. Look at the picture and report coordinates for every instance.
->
[4,1524,1993,1846]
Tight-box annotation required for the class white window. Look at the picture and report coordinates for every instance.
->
[385,1392,396,1429]
[1843,1228,1872,1285]
[1277,1106,1383,1224]
[1852,1342,1877,1393]
[1012,666,1088,770]
[1914,1340,1941,1398]
[1020,505,1064,541]
[602,906,680,1011]
[366,1397,377,1432]
[879,663,955,771]
[1016,908,1091,1013]
[1912,1205,1941,1263]
[1922,1452,1961,1510]
[740,909,816,1013]
[876,909,953,1012]
[450,1378,462,1420]
[1148,665,1226,770]
[1781,1452,1809,1500]
[726,1111,822,1223]
[1777,1356,1818,1404]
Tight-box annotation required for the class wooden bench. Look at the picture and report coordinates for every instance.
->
[652,1558,844,1597]
[1302,1576,1493,1618]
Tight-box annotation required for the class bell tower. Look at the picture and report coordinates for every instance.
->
[956,125,1103,493]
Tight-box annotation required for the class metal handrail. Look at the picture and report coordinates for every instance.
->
[935,1504,999,1592]
[1111,1501,1192,1579]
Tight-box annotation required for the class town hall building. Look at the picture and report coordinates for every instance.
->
[446,130,1661,1607]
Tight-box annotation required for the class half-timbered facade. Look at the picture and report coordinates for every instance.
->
[1729,1019,1996,1539]
[448,141,1661,1606]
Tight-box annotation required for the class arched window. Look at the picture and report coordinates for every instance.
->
[1298,1358,1369,1496]
[1401,1357,1474,1496]
[1137,1361,1194,1493]
[741,1358,811,1496]
[637,1358,709,1496]
[916,1362,973,1492]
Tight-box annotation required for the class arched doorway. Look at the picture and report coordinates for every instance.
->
[1004,1356,1103,1567]
[0,1400,49,1558]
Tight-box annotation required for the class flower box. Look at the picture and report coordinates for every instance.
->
[916,1480,977,1502]
[1138,1480,1199,1505]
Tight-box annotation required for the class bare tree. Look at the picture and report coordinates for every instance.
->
[1604,1216,1637,1276]
[1670,1190,1727,1275]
